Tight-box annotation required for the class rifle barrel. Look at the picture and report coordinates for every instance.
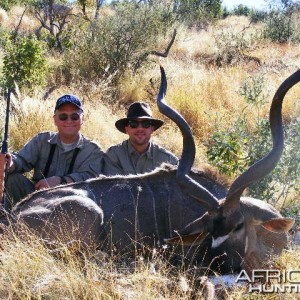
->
[1,89,11,154]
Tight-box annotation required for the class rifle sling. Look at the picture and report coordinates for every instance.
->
[44,144,80,177]
[68,147,80,174]
[43,144,56,178]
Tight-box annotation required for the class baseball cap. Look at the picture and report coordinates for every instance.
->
[54,94,83,112]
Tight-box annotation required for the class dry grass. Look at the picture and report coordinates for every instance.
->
[3,6,39,33]
[0,227,218,299]
[0,8,8,25]
[0,225,299,299]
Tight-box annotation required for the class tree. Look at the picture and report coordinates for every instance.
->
[31,0,73,51]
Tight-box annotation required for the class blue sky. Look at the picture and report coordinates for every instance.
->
[222,0,269,10]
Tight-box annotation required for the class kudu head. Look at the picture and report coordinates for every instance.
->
[157,66,296,271]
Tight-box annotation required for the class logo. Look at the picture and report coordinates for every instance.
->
[235,269,300,293]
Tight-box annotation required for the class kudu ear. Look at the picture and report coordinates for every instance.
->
[241,197,295,233]
[261,217,294,233]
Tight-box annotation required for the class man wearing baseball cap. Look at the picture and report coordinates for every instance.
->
[2,94,103,209]
[102,102,178,176]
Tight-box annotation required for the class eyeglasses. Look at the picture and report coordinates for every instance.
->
[127,120,152,129]
[57,113,81,121]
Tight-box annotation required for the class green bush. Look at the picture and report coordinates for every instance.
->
[0,0,18,11]
[1,34,48,92]
[206,118,249,177]
[0,0,33,11]
[206,73,300,206]
[62,1,175,86]
[263,10,294,43]
[174,0,222,26]
[249,9,267,23]
[233,4,251,16]
[262,1,300,44]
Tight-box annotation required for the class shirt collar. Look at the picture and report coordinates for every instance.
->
[127,140,153,158]
[49,132,84,149]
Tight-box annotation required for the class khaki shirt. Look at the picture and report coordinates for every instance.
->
[10,131,103,182]
[102,140,178,176]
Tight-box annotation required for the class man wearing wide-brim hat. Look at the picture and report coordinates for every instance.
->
[102,102,178,176]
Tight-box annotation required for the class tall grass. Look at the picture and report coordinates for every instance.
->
[0,226,218,299]
[0,224,298,299]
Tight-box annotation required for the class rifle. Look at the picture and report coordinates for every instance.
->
[0,89,11,207]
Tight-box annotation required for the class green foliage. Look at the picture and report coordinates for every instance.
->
[263,9,294,43]
[30,0,68,8]
[282,195,300,221]
[232,4,268,23]
[62,1,175,86]
[0,0,34,10]
[1,35,48,92]
[206,117,248,176]
[206,74,300,206]
[174,0,222,25]
[233,4,251,16]
[0,0,18,11]
[261,0,300,43]
[249,9,267,23]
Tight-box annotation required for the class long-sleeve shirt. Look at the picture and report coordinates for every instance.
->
[102,140,178,176]
[10,131,103,182]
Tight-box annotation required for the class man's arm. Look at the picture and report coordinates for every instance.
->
[11,134,43,174]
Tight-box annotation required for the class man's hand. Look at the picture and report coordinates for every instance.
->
[0,153,12,171]
[0,154,6,172]
[0,153,12,201]
[35,176,62,190]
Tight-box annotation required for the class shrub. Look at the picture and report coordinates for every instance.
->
[206,117,249,177]
[212,26,260,67]
[0,0,33,11]
[263,9,294,43]
[175,0,223,26]
[206,73,300,206]
[233,4,251,16]
[261,1,300,44]
[62,1,175,87]
[249,9,267,23]
[1,34,48,92]
[0,0,18,11]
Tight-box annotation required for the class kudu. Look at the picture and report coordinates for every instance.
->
[1,67,297,273]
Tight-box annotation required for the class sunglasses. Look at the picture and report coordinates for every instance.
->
[57,113,81,121]
[127,120,153,129]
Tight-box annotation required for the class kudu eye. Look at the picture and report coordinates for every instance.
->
[233,222,244,232]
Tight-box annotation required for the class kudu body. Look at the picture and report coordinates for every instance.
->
[1,67,297,273]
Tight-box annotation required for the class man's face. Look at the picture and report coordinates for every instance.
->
[53,103,83,140]
[125,118,154,148]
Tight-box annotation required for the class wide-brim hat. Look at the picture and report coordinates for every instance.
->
[54,94,83,112]
[115,102,164,133]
